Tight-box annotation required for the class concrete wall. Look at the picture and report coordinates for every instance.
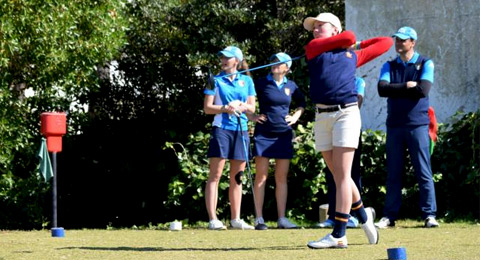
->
[345,0,480,130]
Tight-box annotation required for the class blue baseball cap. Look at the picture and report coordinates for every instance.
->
[393,26,417,40]
[218,46,243,62]
[270,52,292,69]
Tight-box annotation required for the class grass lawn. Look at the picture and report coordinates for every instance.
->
[1,221,479,260]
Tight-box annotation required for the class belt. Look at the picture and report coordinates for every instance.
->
[316,103,357,113]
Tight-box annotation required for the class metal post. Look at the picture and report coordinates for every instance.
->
[52,152,57,228]
[50,152,65,237]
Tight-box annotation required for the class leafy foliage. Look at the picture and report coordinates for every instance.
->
[0,173,50,229]
[0,0,128,174]
[162,121,329,222]
[0,0,128,229]
[432,110,480,220]
[164,110,480,223]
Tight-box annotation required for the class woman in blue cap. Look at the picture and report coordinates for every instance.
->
[250,52,306,230]
[203,46,257,230]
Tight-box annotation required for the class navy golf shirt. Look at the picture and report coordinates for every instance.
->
[254,74,306,133]
[307,49,358,105]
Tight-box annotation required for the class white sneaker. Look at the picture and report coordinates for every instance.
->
[425,216,439,228]
[277,217,297,229]
[230,219,254,230]
[307,233,347,249]
[317,219,335,228]
[361,207,379,244]
[208,219,226,230]
[375,217,394,229]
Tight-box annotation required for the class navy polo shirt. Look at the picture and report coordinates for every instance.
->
[307,49,358,105]
[254,74,306,133]
[379,52,434,126]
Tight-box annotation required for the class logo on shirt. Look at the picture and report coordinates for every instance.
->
[416,64,422,71]
[345,51,353,59]
[284,88,291,96]
[239,80,245,87]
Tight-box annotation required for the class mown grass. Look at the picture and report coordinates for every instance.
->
[1,220,479,260]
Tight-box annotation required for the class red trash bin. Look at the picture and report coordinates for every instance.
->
[41,112,67,152]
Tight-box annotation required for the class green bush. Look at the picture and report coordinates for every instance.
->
[0,0,128,230]
[163,130,212,221]
[162,122,328,222]
[0,173,50,229]
[164,110,479,223]
[432,110,480,220]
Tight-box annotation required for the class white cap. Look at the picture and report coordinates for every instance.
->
[303,13,342,33]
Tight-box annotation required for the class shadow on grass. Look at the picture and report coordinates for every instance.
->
[58,245,305,252]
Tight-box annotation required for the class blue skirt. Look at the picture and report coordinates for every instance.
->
[207,127,250,160]
[253,129,293,159]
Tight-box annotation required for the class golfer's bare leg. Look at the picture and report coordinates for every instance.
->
[322,147,356,214]
[206,157,226,220]
[254,156,269,218]
[274,159,290,218]
[229,159,246,220]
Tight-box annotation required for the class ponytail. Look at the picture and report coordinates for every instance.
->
[239,59,251,77]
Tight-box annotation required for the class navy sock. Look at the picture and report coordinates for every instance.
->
[352,200,368,224]
[332,212,349,238]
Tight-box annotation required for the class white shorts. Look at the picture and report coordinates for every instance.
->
[314,105,361,152]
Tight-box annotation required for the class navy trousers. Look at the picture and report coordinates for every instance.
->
[383,124,437,220]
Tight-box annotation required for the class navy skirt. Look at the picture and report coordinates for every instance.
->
[253,129,294,159]
[207,127,250,160]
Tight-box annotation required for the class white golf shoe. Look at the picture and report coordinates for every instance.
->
[277,217,298,229]
[307,233,348,249]
[208,219,226,230]
[362,207,379,244]
[230,219,254,230]
[375,217,394,229]
[425,216,439,228]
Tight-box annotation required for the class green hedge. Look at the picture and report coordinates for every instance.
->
[163,110,479,223]
[0,110,477,229]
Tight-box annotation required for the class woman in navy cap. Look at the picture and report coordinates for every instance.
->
[250,52,306,230]
[203,46,256,230]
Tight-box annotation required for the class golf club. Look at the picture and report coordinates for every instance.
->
[206,66,215,90]
[206,55,305,89]
[235,111,267,230]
